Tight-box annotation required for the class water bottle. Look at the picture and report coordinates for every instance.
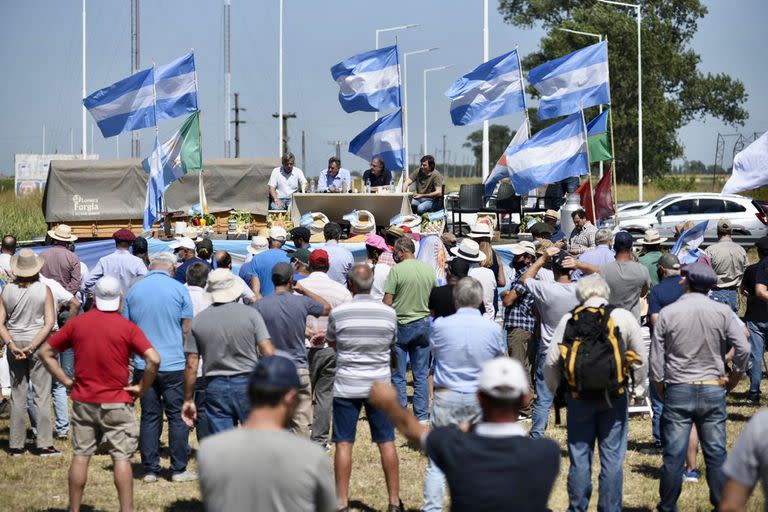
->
[365,179,371,194]
[309,178,316,193]
[389,174,395,192]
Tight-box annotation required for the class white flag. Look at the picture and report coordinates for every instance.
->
[722,131,768,194]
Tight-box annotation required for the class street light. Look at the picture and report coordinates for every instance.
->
[597,0,643,201]
[423,65,454,158]
[556,27,606,178]
[403,47,438,173]
[374,24,420,122]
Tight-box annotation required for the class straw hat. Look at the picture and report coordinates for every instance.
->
[467,222,493,239]
[48,224,78,242]
[10,249,45,278]
[637,228,667,245]
[450,239,486,263]
[205,269,244,304]
[351,210,376,235]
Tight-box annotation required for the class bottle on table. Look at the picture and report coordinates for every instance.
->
[364,179,371,194]
[309,178,316,193]
[390,174,395,192]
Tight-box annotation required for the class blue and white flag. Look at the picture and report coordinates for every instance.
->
[505,112,588,195]
[444,49,526,126]
[671,220,709,265]
[331,45,401,113]
[142,138,164,232]
[84,53,198,138]
[348,109,404,171]
[528,41,610,120]
[484,118,529,196]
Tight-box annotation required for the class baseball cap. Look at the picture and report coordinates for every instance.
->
[309,248,330,267]
[290,248,312,266]
[510,241,536,257]
[249,356,301,390]
[269,226,288,241]
[755,237,768,252]
[113,228,136,242]
[478,357,529,399]
[169,237,196,251]
[717,218,732,232]
[290,226,311,243]
[94,276,121,312]
[681,262,717,290]
[657,253,680,271]
[613,231,635,251]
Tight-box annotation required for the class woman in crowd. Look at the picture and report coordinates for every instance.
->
[0,249,56,456]
[365,234,393,301]
[468,222,506,316]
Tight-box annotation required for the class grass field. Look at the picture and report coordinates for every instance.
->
[0,178,48,242]
[0,379,764,511]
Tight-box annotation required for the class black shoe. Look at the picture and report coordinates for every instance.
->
[8,448,24,457]
[37,446,62,457]
[387,499,404,512]
[748,393,760,406]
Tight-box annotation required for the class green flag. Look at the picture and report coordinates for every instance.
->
[156,111,202,187]
[586,109,612,163]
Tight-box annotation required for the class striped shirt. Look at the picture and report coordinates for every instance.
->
[299,271,352,348]
[325,294,397,398]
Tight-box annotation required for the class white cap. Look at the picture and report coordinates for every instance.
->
[169,237,196,251]
[478,357,529,399]
[269,226,288,241]
[94,276,121,312]
[510,241,536,257]
[247,236,269,255]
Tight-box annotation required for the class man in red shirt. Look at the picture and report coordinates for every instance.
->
[39,276,160,512]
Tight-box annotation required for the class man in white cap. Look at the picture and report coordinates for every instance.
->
[170,237,210,285]
[244,236,269,265]
[182,269,275,435]
[239,227,291,299]
[369,357,560,511]
[704,218,748,313]
[39,276,161,512]
[41,224,82,295]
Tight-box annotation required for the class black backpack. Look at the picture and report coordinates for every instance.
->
[559,305,631,400]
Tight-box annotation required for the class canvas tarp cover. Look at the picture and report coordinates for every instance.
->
[43,158,278,222]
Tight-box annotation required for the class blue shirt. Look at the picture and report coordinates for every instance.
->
[551,227,565,243]
[323,240,355,285]
[174,257,212,284]
[318,167,352,192]
[238,248,290,297]
[82,249,147,295]
[572,244,615,281]
[649,275,685,316]
[123,270,194,372]
[430,308,505,393]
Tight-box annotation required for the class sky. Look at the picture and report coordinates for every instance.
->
[0,0,765,178]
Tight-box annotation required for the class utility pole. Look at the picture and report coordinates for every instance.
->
[131,0,140,158]
[442,134,447,168]
[223,0,232,157]
[272,112,297,155]
[327,140,346,161]
[301,130,306,171]
[231,93,247,157]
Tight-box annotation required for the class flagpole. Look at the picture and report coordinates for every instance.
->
[481,0,490,181]
[81,0,87,157]
[514,46,531,135]
[395,39,404,184]
[581,109,597,224]
[191,51,207,215]
[151,62,164,234]
[608,106,619,226]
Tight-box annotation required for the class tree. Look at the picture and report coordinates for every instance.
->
[464,124,514,168]
[497,0,748,183]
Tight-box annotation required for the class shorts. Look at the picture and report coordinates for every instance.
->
[72,401,139,460]
[331,396,395,444]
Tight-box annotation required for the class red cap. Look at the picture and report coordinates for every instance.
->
[113,228,136,242]
[309,249,330,267]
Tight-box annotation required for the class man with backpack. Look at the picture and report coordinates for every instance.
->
[543,274,643,512]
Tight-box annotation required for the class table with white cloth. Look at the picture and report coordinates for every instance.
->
[288,192,412,227]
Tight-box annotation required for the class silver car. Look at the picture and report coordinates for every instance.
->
[607,193,768,238]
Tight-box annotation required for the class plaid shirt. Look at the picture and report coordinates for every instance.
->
[503,264,536,332]
[568,221,597,255]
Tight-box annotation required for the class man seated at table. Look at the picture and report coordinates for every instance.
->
[402,154,442,214]
[317,157,351,193]
[268,152,307,211]
[362,156,393,189]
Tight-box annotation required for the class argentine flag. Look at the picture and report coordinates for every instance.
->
[84,53,199,138]
[505,112,588,195]
[444,49,526,126]
[348,109,404,171]
[671,220,709,265]
[484,118,529,196]
[528,41,610,120]
[331,46,401,113]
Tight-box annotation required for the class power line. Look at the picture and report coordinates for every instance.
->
[231,93,247,157]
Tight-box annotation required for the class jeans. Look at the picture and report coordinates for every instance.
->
[193,378,209,441]
[650,384,664,447]
[204,374,250,435]
[392,318,431,421]
[566,395,628,512]
[658,384,727,512]
[133,369,189,475]
[530,348,555,439]
[422,390,481,512]
[269,198,292,211]
[411,197,436,214]
[709,289,738,313]
[309,347,336,445]
[747,320,768,396]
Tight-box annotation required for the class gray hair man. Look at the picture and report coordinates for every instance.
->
[268,151,307,211]
[572,228,615,280]
[703,218,748,313]
[544,274,643,511]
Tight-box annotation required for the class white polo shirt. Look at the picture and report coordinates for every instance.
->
[268,166,307,199]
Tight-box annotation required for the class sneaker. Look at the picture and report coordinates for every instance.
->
[55,432,69,440]
[37,446,62,457]
[9,448,24,457]
[683,469,700,482]
[171,470,199,482]
[142,473,159,483]
[748,393,760,406]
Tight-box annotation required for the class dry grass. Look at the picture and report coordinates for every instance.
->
[0,178,48,242]
[0,380,765,511]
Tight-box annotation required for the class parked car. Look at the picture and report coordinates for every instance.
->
[605,193,768,238]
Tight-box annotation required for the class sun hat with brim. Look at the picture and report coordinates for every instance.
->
[10,249,45,278]
[637,228,667,245]
[169,237,196,251]
[543,209,560,221]
[365,234,389,252]
[48,224,78,242]
[450,239,486,263]
[205,269,244,303]
[510,241,536,257]
[247,236,269,255]
[94,276,121,312]
[467,223,493,239]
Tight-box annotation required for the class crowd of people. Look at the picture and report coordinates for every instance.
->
[0,200,767,512]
